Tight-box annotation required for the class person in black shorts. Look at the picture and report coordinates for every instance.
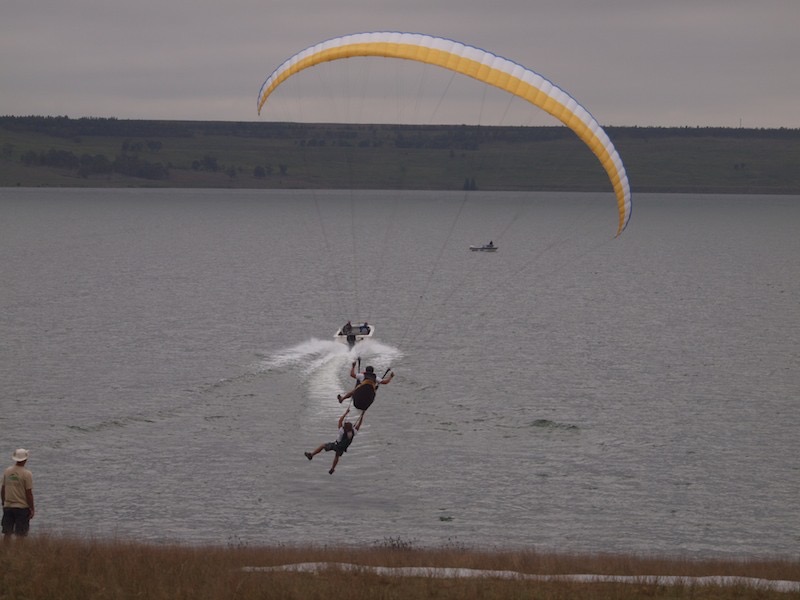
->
[304,408,364,474]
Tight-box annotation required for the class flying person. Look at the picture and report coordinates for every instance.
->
[337,363,394,419]
[304,408,364,474]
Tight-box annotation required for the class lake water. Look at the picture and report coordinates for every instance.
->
[1,187,798,557]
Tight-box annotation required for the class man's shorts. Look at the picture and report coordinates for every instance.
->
[2,507,31,536]
[323,442,344,456]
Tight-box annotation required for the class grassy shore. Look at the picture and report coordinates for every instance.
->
[2,536,798,599]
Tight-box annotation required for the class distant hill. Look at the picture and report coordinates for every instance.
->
[2,116,799,193]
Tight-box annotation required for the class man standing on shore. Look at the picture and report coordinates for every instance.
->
[2,449,34,538]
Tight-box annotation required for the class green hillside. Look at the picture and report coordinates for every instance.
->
[2,116,799,193]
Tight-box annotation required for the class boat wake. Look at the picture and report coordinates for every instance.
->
[257,338,403,401]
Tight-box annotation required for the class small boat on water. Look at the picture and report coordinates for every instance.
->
[470,241,497,252]
[334,321,374,347]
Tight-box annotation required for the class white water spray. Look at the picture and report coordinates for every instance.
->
[258,337,403,404]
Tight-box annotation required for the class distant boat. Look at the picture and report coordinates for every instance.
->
[334,322,374,347]
[469,242,497,252]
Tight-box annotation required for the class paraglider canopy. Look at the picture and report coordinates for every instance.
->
[257,31,631,236]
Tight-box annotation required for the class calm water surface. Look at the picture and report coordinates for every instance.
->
[1,188,798,557]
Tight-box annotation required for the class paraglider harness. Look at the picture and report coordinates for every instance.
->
[351,371,378,411]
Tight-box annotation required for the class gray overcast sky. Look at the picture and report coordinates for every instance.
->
[2,0,798,127]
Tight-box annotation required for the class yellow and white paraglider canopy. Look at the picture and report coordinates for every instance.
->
[257,31,631,236]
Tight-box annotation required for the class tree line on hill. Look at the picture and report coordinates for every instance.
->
[2,115,799,188]
[18,146,169,180]
[4,115,799,142]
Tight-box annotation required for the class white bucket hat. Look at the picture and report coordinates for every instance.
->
[11,449,29,462]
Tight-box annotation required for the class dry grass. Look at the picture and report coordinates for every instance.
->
[1,536,798,599]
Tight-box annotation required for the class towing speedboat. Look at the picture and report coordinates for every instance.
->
[334,322,374,347]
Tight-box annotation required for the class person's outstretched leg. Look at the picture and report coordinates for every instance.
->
[305,444,325,460]
[329,454,340,474]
